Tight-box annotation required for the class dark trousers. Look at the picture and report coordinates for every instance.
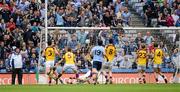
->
[12,68,23,85]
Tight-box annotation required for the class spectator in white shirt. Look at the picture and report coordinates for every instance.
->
[172,11,179,25]
[143,31,154,46]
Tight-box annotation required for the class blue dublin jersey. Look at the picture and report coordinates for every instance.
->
[90,46,105,62]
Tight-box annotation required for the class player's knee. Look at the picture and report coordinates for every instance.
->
[161,75,165,78]
[76,73,79,78]
[109,76,112,79]
[142,70,145,73]
[105,75,108,79]
[92,72,98,75]
[58,73,62,78]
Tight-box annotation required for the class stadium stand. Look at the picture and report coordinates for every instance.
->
[0,0,179,74]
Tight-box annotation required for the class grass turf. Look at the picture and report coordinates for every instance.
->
[0,84,180,92]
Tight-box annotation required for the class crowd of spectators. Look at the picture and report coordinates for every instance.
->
[0,0,179,73]
[48,0,131,27]
[142,0,180,27]
[0,0,43,72]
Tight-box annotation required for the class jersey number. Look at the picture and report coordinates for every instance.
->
[109,49,113,55]
[139,53,146,58]
[95,50,101,55]
[48,50,53,56]
[157,51,161,57]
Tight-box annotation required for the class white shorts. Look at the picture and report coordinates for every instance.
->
[63,64,77,72]
[137,65,146,71]
[102,62,113,71]
[45,61,55,68]
[154,64,162,69]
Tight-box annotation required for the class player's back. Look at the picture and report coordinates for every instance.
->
[137,49,147,65]
[45,47,55,61]
[105,44,116,62]
[91,46,105,62]
[153,48,164,64]
[64,52,75,64]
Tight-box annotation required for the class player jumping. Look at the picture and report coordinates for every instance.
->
[42,41,60,85]
[56,48,79,84]
[90,39,107,85]
[152,43,168,83]
[103,39,116,84]
[136,44,148,84]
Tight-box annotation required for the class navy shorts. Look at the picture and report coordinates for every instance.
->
[93,61,102,71]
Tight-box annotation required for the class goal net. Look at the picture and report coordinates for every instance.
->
[35,27,180,84]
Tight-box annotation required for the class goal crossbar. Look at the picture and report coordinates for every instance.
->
[47,27,180,30]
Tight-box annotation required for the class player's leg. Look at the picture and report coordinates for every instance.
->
[141,67,146,84]
[102,70,108,84]
[137,66,143,83]
[173,67,179,83]
[92,61,100,85]
[108,70,113,84]
[56,65,67,84]
[107,62,113,84]
[157,65,168,83]
[50,67,59,85]
[92,68,98,84]
[154,68,159,83]
[71,65,79,84]
[46,61,52,85]
[72,65,79,79]
[102,63,108,84]
[153,64,160,83]
[156,64,168,83]
[47,68,53,85]
[50,61,59,85]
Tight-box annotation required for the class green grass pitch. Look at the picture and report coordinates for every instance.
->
[0,84,180,92]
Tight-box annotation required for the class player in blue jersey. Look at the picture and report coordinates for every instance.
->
[90,39,107,85]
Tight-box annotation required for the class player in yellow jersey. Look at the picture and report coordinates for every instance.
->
[56,48,79,84]
[103,39,116,84]
[136,44,147,84]
[42,41,60,85]
[152,43,167,83]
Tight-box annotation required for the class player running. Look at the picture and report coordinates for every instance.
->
[103,39,116,84]
[56,48,79,84]
[136,44,148,84]
[90,39,107,85]
[42,41,60,85]
[152,43,168,83]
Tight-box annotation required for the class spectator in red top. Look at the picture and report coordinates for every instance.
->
[166,13,174,26]
[6,18,16,31]
[148,41,155,53]
[158,13,167,26]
